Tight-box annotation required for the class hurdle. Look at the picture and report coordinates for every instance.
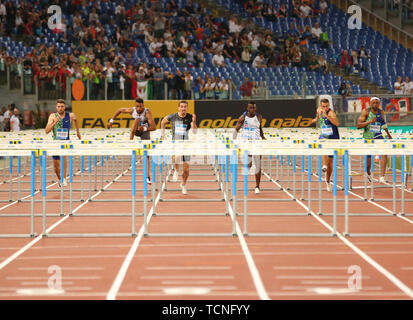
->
[142,144,237,237]
[0,150,37,238]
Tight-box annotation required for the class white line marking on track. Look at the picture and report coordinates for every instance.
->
[273,266,348,270]
[18,266,104,271]
[275,275,370,279]
[264,171,413,299]
[106,173,164,300]
[146,266,231,270]
[161,280,215,285]
[141,275,234,280]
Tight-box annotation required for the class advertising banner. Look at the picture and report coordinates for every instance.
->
[346,97,410,122]
[73,100,195,128]
[194,99,316,128]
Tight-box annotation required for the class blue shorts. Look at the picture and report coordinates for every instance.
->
[52,156,60,161]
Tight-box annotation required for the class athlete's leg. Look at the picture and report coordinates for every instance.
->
[182,162,189,185]
[254,155,262,188]
[326,157,333,183]
[53,159,61,181]
[366,156,372,176]
[380,155,387,177]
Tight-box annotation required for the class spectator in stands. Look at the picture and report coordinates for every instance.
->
[165,71,176,99]
[184,71,193,99]
[394,76,403,94]
[174,69,185,99]
[212,50,225,67]
[287,23,300,42]
[346,83,353,97]
[358,45,370,72]
[311,22,323,43]
[252,52,267,68]
[0,108,4,132]
[319,0,328,14]
[340,50,353,76]
[240,77,253,98]
[278,3,288,17]
[276,52,289,67]
[301,46,312,68]
[193,77,202,100]
[218,78,229,99]
[408,76,413,94]
[300,2,314,18]
[318,56,328,74]
[204,77,215,99]
[351,50,360,72]
[10,107,22,132]
[153,66,165,100]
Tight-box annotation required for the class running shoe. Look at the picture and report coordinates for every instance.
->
[146,177,152,185]
[180,183,188,195]
[62,178,67,187]
[366,174,372,183]
[172,170,178,182]
[326,181,331,192]
[254,187,260,194]
[322,165,327,173]
[379,176,386,184]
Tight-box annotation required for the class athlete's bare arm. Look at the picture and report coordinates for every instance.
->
[232,115,245,140]
[311,107,321,124]
[324,109,339,127]
[357,109,375,129]
[160,116,170,140]
[130,118,139,140]
[191,114,197,134]
[107,107,134,129]
[258,114,266,140]
[70,113,81,139]
[145,110,157,132]
[45,113,59,134]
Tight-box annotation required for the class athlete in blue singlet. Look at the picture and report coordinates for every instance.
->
[357,97,392,183]
[45,99,81,187]
[311,98,340,191]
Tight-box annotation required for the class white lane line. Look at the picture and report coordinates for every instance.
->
[223,174,270,300]
[137,286,237,291]
[275,275,371,279]
[20,281,74,286]
[0,166,131,271]
[146,266,231,270]
[161,280,215,285]
[264,171,413,299]
[106,174,164,300]
[18,267,104,271]
[273,266,348,270]
[6,276,101,280]
[141,275,234,280]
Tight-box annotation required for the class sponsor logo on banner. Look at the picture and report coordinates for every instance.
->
[346,97,410,122]
[73,100,195,128]
[195,100,315,128]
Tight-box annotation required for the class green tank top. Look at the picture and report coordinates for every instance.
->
[362,109,386,139]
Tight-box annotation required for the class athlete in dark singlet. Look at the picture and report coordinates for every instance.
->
[311,98,340,191]
[161,100,197,195]
[357,97,392,183]
[45,99,81,187]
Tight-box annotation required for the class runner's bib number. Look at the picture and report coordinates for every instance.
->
[321,125,333,136]
[242,128,258,140]
[175,123,187,136]
[370,122,381,134]
[56,128,69,140]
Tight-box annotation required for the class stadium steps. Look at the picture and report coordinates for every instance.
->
[329,63,392,94]
[0,84,37,108]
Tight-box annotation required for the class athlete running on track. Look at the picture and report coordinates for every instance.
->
[45,99,81,187]
[161,100,197,195]
[233,101,266,194]
[311,98,340,191]
[357,97,392,183]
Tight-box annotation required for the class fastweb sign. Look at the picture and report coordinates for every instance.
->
[72,100,194,128]
[195,99,316,128]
